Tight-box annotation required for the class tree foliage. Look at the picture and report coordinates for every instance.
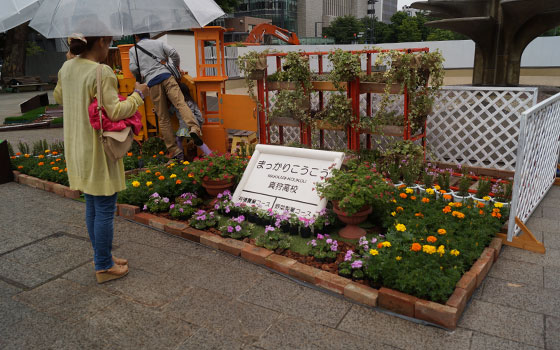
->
[214,0,240,13]
[323,16,366,44]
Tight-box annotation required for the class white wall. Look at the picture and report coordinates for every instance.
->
[156,33,197,77]
[237,36,560,71]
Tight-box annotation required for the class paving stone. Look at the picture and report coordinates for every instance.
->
[0,280,21,297]
[0,311,70,349]
[102,267,191,307]
[487,258,544,287]
[459,300,544,348]
[60,261,97,287]
[163,287,279,341]
[176,327,245,350]
[546,316,560,350]
[15,278,118,322]
[279,286,353,328]
[337,304,473,350]
[32,249,93,275]
[544,266,560,291]
[110,242,187,274]
[0,256,54,288]
[0,297,37,331]
[543,231,560,250]
[42,234,91,254]
[239,275,305,311]
[87,297,196,350]
[470,332,542,350]
[500,245,560,267]
[0,234,38,254]
[2,241,58,265]
[480,277,560,318]
[254,315,397,350]
[525,217,560,233]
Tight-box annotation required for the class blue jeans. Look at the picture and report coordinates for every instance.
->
[85,193,117,271]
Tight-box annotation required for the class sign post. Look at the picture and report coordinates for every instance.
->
[232,145,345,218]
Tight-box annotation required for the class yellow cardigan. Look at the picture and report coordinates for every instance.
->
[54,57,144,196]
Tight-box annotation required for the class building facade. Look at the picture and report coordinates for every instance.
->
[373,0,398,24]
[235,0,298,33]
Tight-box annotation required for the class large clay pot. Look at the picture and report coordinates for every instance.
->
[202,177,234,197]
[332,202,372,239]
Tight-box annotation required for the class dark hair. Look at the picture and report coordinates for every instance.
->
[136,33,150,40]
[69,37,101,55]
[178,82,193,102]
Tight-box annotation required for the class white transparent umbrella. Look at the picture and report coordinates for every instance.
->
[28,0,225,38]
[0,0,42,32]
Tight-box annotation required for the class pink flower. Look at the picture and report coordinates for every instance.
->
[326,238,332,244]
[235,225,242,232]
[317,234,324,240]
[265,225,275,233]
[227,226,234,233]
[351,260,363,269]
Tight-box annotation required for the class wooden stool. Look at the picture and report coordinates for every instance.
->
[230,131,257,155]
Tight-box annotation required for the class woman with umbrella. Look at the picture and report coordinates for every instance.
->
[54,34,149,283]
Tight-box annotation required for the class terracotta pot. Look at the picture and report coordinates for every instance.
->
[202,177,234,197]
[332,203,372,239]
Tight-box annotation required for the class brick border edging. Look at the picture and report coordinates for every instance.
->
[12,171,81,199]
[118,204,504,330]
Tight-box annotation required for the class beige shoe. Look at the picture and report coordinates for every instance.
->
[96,264,129,284]
[91,257,128,267]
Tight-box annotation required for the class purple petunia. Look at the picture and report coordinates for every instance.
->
[170,204,175,209]
[235,225,242,232]
[214,204,220,209]
[162,197,169,203]
[344,250,354,262]
[370,238,377,244]
[351,260,363,269]
[143,205,148,211]
[179,208,184,213]
[326,238,332,244]
[150,192,160,198]
[227,226,234,233]
[225,207,231,213]
[265,225,275,233]
[317,234,324,240]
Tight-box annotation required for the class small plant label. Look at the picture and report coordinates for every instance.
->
[232,144,344,218]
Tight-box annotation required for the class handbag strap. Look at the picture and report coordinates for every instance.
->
[135,43,167,65]
[96,64,104,134]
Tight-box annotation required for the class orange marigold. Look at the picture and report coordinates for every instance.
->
[439,189,447,194]
[399,193,407,199]
[38,162,44,166]
[479,209,484,215]
[377,242,383,249]
[175,179,182,185]
[127,152,133,156]
[477,202,485,208]
[396,206,404,212]
[492,208,500,213]
[158,175,165,180]
[442,206,452,213]
[454,202,463,208]
[414,212,424,218]
[17,165,23,169]
[422,197,430,203]
[159,151,164,155]
[155,172,161,176]
[427,235,437,243]
[410,196,416,200]
[443,194,452,200]
[50,161,55,165]
[411,243,422,252]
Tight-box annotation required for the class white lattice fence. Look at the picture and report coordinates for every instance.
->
[427,87,538,171]
[508,93,560,240]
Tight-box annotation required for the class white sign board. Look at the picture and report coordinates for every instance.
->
[232,145,345,218]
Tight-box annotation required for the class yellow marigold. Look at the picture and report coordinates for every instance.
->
[391,211,396,217]
[188,173,194,178]
[391,199,397,203]
[395,223,406,232]
[399,193,407,199]
[437,228,447,235]
[38,154,45,159]
[422,197,430,203]
[433,185,441,190]
[146,170,151,174]
[158,175,165,180]
[24,154,30,158]
[132,181,140,187]
[52,167,59,171]
[443,194,452,200]
[427,235,437,243]
[176,180,182,185]
[146,181,153,186]
[44,150,50,153]
[170,174,177,178]
[450,249,460,256]
[155,171,161,176]
[483,196,491,201]
[369,249,379,256]
[423,245,436,254]
[38,162,44,166]
[127,152,133,156]
[410,196,416,201]
[17,165,23,169]
[396,256,402,261]
[183,161,190,165]
[411,243,422,252]
[396,206,404,212]
[442,206,452,213]
[425,188,435,195]
[159,151,164,155]
[494,202,504,208]
[405,187,414,194]
[381,241,392,248]
[437,245,445,255]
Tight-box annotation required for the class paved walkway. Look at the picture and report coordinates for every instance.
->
[1,182,559,349]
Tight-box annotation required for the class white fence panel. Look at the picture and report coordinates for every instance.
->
[508,93,560,240]
[427,86,538,171]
